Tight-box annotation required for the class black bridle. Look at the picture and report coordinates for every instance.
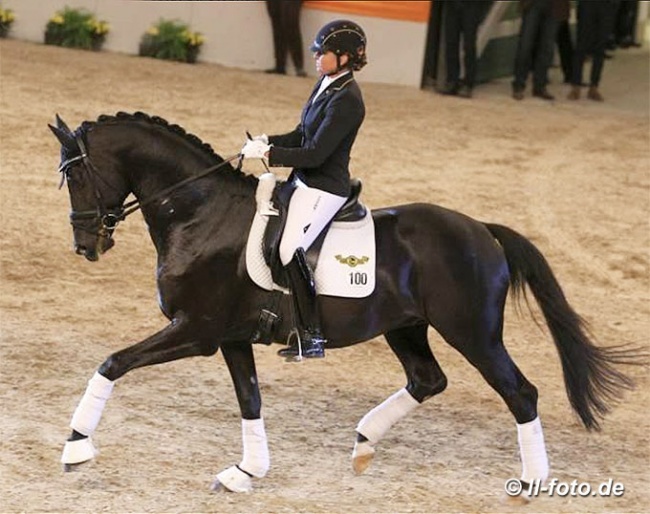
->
[59,133,242,236]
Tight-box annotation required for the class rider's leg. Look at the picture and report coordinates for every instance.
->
[278,180,346,358]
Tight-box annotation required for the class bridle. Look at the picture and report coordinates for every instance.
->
[59,133,242,237]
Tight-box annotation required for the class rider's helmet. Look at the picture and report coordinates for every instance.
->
[310,20,368,72]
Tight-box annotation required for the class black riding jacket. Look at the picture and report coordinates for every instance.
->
[268,72,365,197]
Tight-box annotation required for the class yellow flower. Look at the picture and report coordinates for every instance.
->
[0,9,15,23]
[51,14,64,24]
[187,32,204,47]
[146,26,159,36]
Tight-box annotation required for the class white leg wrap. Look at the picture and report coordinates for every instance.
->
[70,372,115,436]
[238,418,270,478]
[356,388,420,444]
[517,417,549,483]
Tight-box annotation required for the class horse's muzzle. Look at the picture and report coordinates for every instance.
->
[74,236,115,261]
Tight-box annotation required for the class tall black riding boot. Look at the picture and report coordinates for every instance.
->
[277,249,326,359]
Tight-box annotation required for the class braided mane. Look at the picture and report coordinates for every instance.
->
[79,112,257,186]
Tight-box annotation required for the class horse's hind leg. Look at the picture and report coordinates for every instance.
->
[61,317,218,469]
[446,324,549,489]
[352,323,447,474]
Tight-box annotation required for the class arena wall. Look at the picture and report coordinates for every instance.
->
[2,0,430,87]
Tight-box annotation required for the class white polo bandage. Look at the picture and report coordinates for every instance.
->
[517,416,549,483]
[70,371,114,436]
[239,418,270,478]
[356,388,420,444]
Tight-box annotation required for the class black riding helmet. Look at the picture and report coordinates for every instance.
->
[310,19,368,72]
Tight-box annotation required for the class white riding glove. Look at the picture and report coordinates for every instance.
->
[241,139,271,160]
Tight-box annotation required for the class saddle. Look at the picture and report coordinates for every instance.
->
[262,178,366,288]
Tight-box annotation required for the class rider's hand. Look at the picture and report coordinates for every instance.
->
[240,139,271,160]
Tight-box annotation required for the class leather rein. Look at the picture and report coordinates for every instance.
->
[58,133,243,235]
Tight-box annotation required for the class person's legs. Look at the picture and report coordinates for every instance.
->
[281,0,305,75]
[265,0,287,73]
[512,5,542,96]
[278,182,346,358]
[443,1,462,93]
[556,20,573,83]
[532,15,558,97]
[460,3,480,93]
[569,1,591,99]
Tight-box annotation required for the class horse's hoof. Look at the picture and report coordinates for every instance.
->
[351,440,375,474]
[503,492,532,506]
[213,466,253,493]
[61,437,98,470]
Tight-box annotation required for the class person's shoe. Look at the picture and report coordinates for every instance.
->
[295,68,307,77]
[457,85,473,98]
[512,88,524,101]
[587,86,604,102]
[277,333,325,359]
[567,85,581,100]
[265,67,286,75]
[439,83,459,96]
[533,88,555,100]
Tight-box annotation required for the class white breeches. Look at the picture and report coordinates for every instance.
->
[279,179,347,265]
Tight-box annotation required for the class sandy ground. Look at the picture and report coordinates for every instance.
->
[0,39,648,513]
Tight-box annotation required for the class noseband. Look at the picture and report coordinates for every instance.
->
[59,133,242,237]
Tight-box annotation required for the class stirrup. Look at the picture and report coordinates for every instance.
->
[278,329,325,360]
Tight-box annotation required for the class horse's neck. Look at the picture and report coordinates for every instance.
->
[114,128,255,248]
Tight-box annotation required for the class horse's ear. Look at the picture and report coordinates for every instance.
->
[48,123,77,151]
[55,113,73,135]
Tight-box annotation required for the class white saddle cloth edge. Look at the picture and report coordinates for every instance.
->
[245,176,376,298]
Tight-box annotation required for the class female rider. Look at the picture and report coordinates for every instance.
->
[240,19,368,359]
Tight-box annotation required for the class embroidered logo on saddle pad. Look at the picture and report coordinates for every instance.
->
[246,177,376,298]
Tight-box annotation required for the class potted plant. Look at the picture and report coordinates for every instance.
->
[44,7,109,51]
[139,19,204,64]
[0,7,15,38]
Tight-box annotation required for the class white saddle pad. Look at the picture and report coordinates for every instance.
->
[245,175,376,298]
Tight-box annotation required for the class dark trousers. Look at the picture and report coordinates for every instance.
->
[266,0,304,72]
[443,1,485,88]
[572,1,618,87]
[556,20,573,83]
[512,1,559,91]
[615,0,639,45]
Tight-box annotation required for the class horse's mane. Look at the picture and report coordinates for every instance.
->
[78,111,256,185]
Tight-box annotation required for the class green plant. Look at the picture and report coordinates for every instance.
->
[44,7,109,51]
[0,7,15,38]
[139,19,204,64]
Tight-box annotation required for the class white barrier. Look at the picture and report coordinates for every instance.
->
[1,0,429,87]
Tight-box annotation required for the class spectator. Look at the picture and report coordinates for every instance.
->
[511,0,570,101]
[438,0,493,99]
[568,0,620,102]
[265,0,306,77]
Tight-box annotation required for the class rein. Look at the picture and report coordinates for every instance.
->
[61,133,243,233]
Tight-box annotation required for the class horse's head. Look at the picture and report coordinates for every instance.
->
[49,114,128,261]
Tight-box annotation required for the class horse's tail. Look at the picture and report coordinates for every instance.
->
[484,222,643,431]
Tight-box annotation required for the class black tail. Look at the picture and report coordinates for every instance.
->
[485,223,644,430]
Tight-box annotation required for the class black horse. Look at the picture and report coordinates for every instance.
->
[50,112,638,494]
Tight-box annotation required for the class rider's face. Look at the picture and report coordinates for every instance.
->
[313,50,348,76]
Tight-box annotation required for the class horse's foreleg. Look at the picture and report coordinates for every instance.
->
[62,317,217,470]
[352,324,447,474]
[211,341,269,493]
